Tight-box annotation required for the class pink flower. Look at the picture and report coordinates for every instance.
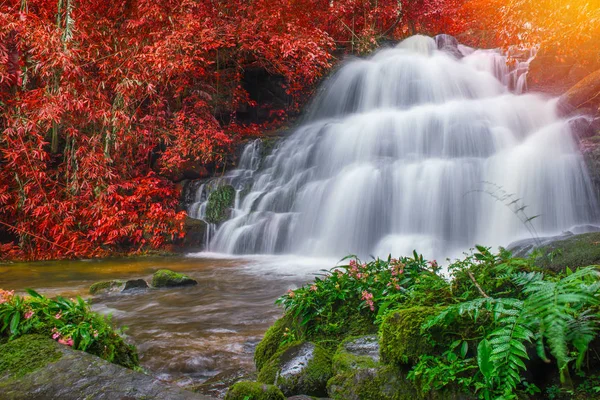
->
[310,285,318,292]
[51,328,61,340]
[349,260,357,268]
[287,289,295,298]
[58,338,74,347]
[55,312,62,319]
[93,330,99,338]
[24,310,34,320]
[0,290,14,305]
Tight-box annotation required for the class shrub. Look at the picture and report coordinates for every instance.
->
[0,289,138,369]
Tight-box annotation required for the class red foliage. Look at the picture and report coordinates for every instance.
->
[2,0,595,260]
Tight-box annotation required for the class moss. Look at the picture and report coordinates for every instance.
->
[327,365,472,400]
[534,233,600,272]
[205,184,236,224]
[0,335,62,378]
[254,315,295,370]
[330,335,379,375]
[151,269,197,288]
[89,280,124,295]
[380,306,440,365]
[258,341,333,397]
[224,381,285,400]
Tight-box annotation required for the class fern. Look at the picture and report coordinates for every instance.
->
[522,267,600,383]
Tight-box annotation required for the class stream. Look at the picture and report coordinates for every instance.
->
[0,253,335,397]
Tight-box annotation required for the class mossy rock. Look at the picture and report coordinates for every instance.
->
[533,232,600,272]
[0,335,62,379]
[152,269,198,288]
[225,381,285,400]
[205,184,236,224]
[258,341,333,397]
[380,306,441,365]
[327,365,473,400]
[332,335,379,375]
[254,315,296,371]
[89,280,125,295]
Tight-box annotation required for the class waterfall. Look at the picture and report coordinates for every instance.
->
[204,35,598,261]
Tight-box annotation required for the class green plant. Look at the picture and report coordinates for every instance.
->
[0,289,138,368]
[423,260,600,399]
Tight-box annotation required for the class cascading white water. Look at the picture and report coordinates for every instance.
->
[204,35,598,261]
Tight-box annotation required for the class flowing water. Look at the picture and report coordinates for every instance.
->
[192,35,598,262]
[0,255,333,397]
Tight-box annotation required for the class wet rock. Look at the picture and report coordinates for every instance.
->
[258,342,333,397]
[435,34,463,59]
[152,269,198,288]
[332,335,379,375]
[89,280,125,295]
[327,365,473,400]
[0,336,213,400]
[182,216,208,251]
[225,381,284,400]
[90,279,149,295]
[123,279,149,291]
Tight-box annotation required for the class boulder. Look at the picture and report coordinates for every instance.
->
[152,269,198,288]
[182,216,208,250]
[558,69,600,116]
[332,335,379,375]
[89,279,149,295]
[224,381,285,400]
[435,34,462,59]
[89,280,125,295]
[379,307,440,365]
[254,315,296,371]
[123,278,149,291]
[0,335,212,400]
[258,341,333,397]
[327,365,473,400]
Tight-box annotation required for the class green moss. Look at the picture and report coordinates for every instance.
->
[254,315,295,371]
[205,184,236,224]
[0,335,62,378]
[327,365,471,400]
[89,280,124,295]
[224,381,285,400]
[534,233,600,272]
[380,306,440,365]
[258,341,333,397]
[327,365,419,400]
[151,269,197,288]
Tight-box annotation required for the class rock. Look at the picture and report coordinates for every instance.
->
[558,69,600,117]
[224,381,285,400]
[123,279,149,291]
[152,269,198,288]
[158,159,210,183]
[379,306,440,365]
[89,280,125,295]
[258,341,333,397]
[89,279,148,295]
[569,116,597,140]
[205,184,236,224]
[332,335,379,375]
[524,232,600,273]
[528,48,592,96]
[435,34,463,59]
[327,365,473,400]
[182,216,208,250]
[254,315,295,371]
[0,335,212,400]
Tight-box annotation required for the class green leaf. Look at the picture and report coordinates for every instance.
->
[25,288,43,298]
[10,312,20,335]
[460,341,469,359]
[477,339,494,381]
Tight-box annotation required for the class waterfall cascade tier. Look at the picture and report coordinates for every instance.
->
[190,35,599,261]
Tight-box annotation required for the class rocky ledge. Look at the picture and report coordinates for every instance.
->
[0,335,214,400]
